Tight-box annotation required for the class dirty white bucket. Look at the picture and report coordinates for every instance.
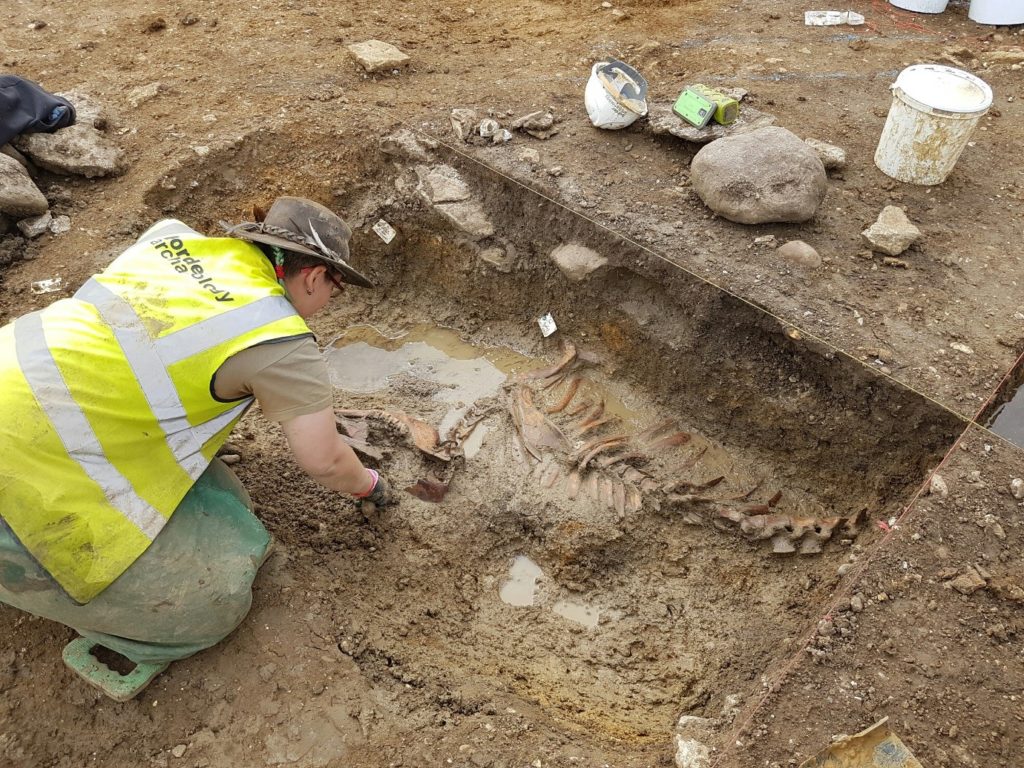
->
[874,65,992,185]
[969,0,1024,24]
[584,60,648,130]
[888,0,949,12]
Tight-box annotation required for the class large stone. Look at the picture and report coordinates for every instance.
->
[434,201,494,240]
[416,165,471,204]
[16,126,126,178]
[347,40,410,73]
[861,206,921,256]
[0,153,48,217]
[690,126,827,224]
[549,243,607,281]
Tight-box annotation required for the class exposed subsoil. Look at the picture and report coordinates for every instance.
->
[1,1,1022,767]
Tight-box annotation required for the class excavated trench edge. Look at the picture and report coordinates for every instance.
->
[141,117,1014,755]
[362,119,1019,762]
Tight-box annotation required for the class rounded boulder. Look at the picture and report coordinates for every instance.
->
[690,127,827,225]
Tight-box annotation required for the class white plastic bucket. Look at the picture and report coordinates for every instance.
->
[584,60,648,130]
[888,0,949,11]
[969,0,1024,24]
[874,65,992,185]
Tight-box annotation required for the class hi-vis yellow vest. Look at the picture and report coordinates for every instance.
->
[0,223,312,603]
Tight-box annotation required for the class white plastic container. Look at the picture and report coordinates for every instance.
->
[888,0,949,11]
[584,60,648,130]
[874,65,992,185]
[969,0,1024,24]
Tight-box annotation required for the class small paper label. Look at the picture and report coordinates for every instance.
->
[537,312,557,338]
[31,277,63,294]
[372,219,397,244]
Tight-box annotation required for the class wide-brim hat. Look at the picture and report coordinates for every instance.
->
[222,197,373,288]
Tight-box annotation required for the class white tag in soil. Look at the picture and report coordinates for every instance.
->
[537,312,558,338]
[372,219,397,244]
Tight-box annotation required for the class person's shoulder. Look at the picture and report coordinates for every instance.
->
[135,219,203,244]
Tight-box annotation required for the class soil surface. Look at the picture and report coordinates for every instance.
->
[2,1,1023,767]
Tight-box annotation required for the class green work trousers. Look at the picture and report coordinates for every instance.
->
[0,459,271,664]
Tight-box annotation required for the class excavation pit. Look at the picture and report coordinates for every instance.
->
[145,125,968,751]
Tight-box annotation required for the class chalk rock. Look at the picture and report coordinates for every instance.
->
[415,164,493,238]
[804,137,847,170]
[1010,478,1024,499]
[674,736,711,768]
[49,215,71,235]
[690,127,827,224]
[380,128,435,162]
[512,111,557,139]
[170,744,187,758]
[17,211,53,238]
[861,206,921,256]
[434,201,494,239]
[928,473,949,498]
[777,240,821,269]
[550,243,608,281]
[0,154,48,217]
[416,164,472,204]
[449,108,479,142]
[347,40,410,73]
[15,119,126,178]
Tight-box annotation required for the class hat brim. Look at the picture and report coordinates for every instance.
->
[226,225,374,288]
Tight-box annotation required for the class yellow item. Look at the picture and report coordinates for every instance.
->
[0,227,311,603]
[689,84,740,125]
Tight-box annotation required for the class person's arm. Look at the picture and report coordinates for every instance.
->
[214,340,390,502]
[279,406,375,496]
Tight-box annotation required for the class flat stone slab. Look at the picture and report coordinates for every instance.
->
[647,100,776,144]
[347,40,410,73]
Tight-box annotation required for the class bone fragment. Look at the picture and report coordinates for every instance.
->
[637,418,678,444]
[648,431,692,451]
[600,476,615,509]
[625,483,643,514]
[546,377,581,414]
[565,470,582,499]
[519,340,577,381]
[576,436,630,470]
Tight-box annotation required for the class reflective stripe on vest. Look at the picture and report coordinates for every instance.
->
[73,278,294,479]
[0,230,313,603]
[13,313,166,540]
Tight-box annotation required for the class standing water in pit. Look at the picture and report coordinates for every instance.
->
[325,324,651,455]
